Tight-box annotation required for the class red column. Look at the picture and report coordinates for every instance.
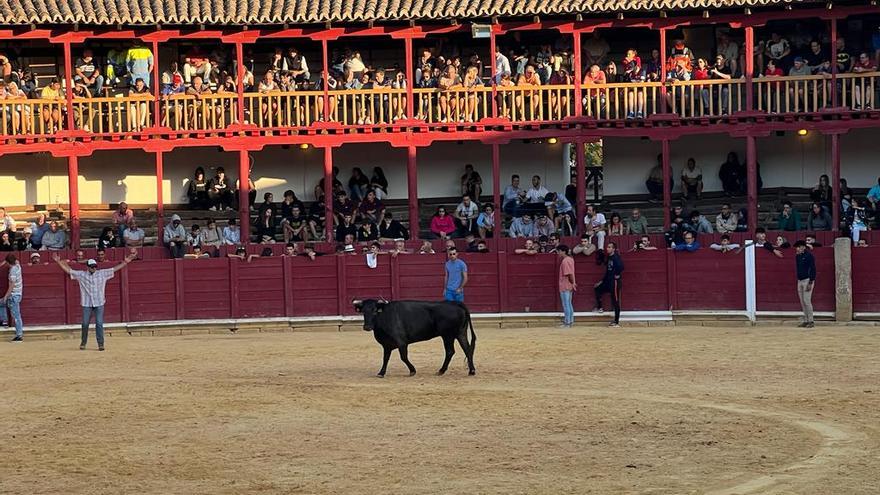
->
[491,144,501,233]
[489,30,499,119]
[152,41,161,127]
[238,150,250,243]
[659,28,668,114]
[830,19,839,108]
[404,36,415,120]
[746,135,758,232]
[236,42,246,124]
[407,145,420,237]
[321,39,330,120]
[68,155,80,248]
[573,31,582,118]
[662,139,671,227]
[831,133,841,231]
[575,139,586,234]
[324,146,335,241]
[63,42,75,132]
[156,152,165,236]
[744,26,754,111]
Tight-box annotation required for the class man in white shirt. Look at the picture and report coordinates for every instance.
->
[123,220,145,247]
[2,254,24,341]
[223,218,241,245]
[494,46,511,84]
[454,194,479,236]
[0,207,15,232]
[503,174,524,215]
[680,157,703,200]
[522,175,549,217]
[584,204,607,249]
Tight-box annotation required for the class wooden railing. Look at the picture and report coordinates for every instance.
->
[839,71,879,111]
[668,79,746,118]
[582,82,663,120]
[71,95,154,134]
[160,93,239,131]
[754,74,830,114]
[0,98,66,136]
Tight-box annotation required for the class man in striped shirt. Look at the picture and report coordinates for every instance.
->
[2,254,24,342]
[53,252,136,351]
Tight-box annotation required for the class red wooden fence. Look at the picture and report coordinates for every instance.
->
[852,246,880,314]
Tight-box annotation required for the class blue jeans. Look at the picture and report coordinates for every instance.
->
[7,294,23,338]
[560,290,574,325]
[444,289,464,303]
[82,306,105,347]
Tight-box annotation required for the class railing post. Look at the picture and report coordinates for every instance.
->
[404,36,415,120]
[489,29,499,119]
[238,150,251,243]
[324,146,335,241]
[659,28,668,114]
[63,41,75,132]
[830,19,839,109]
[661,139,671,228]
[321,39,330,121]
[746,135,758,232]
[491,143,501,230]
[156,151,164,237]
[67,155,80,248]
[236,42,246,124]
[744,26,755,112]
[575,138,586,235]
[407,145,420,237]
[152,40,161,127]
[573,30,582,118]
[831,132,841,231]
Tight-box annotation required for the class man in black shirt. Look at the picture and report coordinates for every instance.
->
[335,214,357,243]
[378,212,409,241]
[593,242,624,327]
[709,54,732,115]
[74,49,104,96]
[794,240,816,328]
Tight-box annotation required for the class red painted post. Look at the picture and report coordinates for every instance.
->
[831,133,841,231]
[830,19,839,109]
[321,39,330,121]
[119,266,130,322]
[151,40,160,127]
[573,31,582,118]
[155,151,164,237]
[68,155,80,248]
[659,28,668,114]
[575,138,586,235]
[665,249,678,311]
[404,36,415,120]
[229,257,240,318]
[282,256,294,316]
[62,42,75,132]
[173,259,185,319]
[407,145,420,238]
[662,139,671,228]
[746,135,758,232]
[236,42,246,124]
[744,26,754,111]
[238,150,251,243]
[491,144,501,232]
[489,30,499,119]
[324,146,335,241]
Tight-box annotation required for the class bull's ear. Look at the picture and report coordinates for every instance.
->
[376,300,388,312]
[352,299,363,312]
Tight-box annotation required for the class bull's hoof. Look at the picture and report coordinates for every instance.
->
[468,370,476,376]
[437,370,447,376]
[409,371,417,377]
[376,373,386,378]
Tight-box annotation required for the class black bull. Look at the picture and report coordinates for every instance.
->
[352,299,476,377]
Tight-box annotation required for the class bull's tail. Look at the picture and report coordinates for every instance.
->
[467,308,476,356]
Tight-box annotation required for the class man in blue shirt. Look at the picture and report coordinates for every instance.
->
[794,240,816,328]
[867,176,880,211]
[443,247,468,303]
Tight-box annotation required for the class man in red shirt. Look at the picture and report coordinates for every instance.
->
[558,245,576,327]
[852,52,877,110]
[582,64,606,116]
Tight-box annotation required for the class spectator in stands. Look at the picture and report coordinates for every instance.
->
[369,167,389,201]
[127,78,151,132]
[97,248,109,264]
[183,47,212,85]
[607,212,625,236]
[187,224,201,248]
[308,197,326,240]
[163,214,187,258]
[186,167,210,209]
[123,221,145,248]
[573,234,597,256]
[184,245,211,259]
[476,204,495,239]
[283,242,298,257]
[15,228,32,251]
[710,234,741,252]
[454,195,479,237]
[646,154,671,201]
[418,241,436,255]
[689,210,714,234]
[545,193,575,235]
[357,221,379,243]
[584,31,611,67]
[199,219,223,252]
[0,231,13,251]
[29,213,49,250]
[283,47,310,84]
[522,175,549,217]
[28,252,42,265]
[4,82,31,133]
[74,49,104,96]
[509,213,536,238]
[807,202,833,231]
[719,152,744,197]
[460,164,483,201]
[765,32,791,71]
[71,249,86,265]
[533,215,554,238]
[673,231,701,252]
[97,227,117,250]
[805,40,830,74]
[778,201,801,231]
[348,167,369,202]
[715,203,738,234]
[805,234,822,249]
[223,218,241,245]
[0,207,14,232]
[333,191,356,226]
[256,192,276,220]
[503,175,524,216]
[358,190,385,225]
[847,198,869,244]
[390,239,410,257]
[126,41,154,87]
[430,207,457,240]
[39,79,64,131]
[185,76,214,129]
[867,177,880,211]
[112,202,133,239]
[378,212,408,241]
[735,208,749,232]
[852,52,877,109]
[335,214,357,243]
[227,246,248,260]
[584,205,607,250]
[680,158,703,201]
[514,239,539,255]
[810,174,833,209]
[582,64,607,114]
[282,206,309,243]
[633,235,658,251]
[41,221,66,250]
[624,208,648,235]
[708,55,732,114]
[255,207,276,244]
[208,167,233,211]
[664,215,687,247]
[774,235,792,250]
[753,228,784,258]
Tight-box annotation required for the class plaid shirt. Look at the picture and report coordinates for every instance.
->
[70,269,115,307]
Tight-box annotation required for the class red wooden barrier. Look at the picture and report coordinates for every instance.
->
[852,246,880,314]
[128,260,176,322]
[238,256,285,318]
[181,258,232,319]
[290,255,339,317]
[754,247,835,312]
[674,250,745,311]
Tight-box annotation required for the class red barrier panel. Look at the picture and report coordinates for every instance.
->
[238,257,285,318]
[674,250,745,311]
[852,246,880,313]
[290,255,339,317]
[397,254,447,303]
[755,247,835,312]
[342,254,393,316]
[181,258,232,319]
[457,253,500,313]
[128,260,176,322]
[503,254,557,312]
[620,249,672,311]
[18,265,67,325]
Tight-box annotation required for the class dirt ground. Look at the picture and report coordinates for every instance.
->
[1,324,879,495]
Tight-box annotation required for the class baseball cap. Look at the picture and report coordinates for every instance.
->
[30,252,40,259]
[87,259,98,267]
[794,56,805,63]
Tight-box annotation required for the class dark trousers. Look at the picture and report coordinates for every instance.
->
[167,242,186,259]
[235,189,257,210]
[209,190,234,210]
[595,279,622,323]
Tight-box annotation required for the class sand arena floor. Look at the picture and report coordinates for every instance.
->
[1,324,879,494]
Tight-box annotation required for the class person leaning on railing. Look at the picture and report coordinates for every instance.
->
[582,64,606,117]
[621,49,645,119]
[257,71,281,125]
[851,52,877,110]
[437,65,462,123]
[185,75,215,130]
[127,78,151,132]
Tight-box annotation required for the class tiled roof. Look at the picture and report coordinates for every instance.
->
[0,0,788,26]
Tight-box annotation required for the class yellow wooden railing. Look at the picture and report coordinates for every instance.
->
[70,95,153,133]
[754,74,830,114]
[0,98,66,136]
[582,82,664,120]
[668,79,747,118]
[839,71,879,111]
[160,93,239,131]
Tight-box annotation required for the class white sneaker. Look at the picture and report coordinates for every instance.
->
[209,206,217,211]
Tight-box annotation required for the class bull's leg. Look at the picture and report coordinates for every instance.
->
[398,345,417,376]
[377,345,393,377]
[456,333,476,376]
[437,336,456,375]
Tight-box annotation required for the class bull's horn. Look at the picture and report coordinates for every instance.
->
[351,299,363,305]
[377,296,389,303]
